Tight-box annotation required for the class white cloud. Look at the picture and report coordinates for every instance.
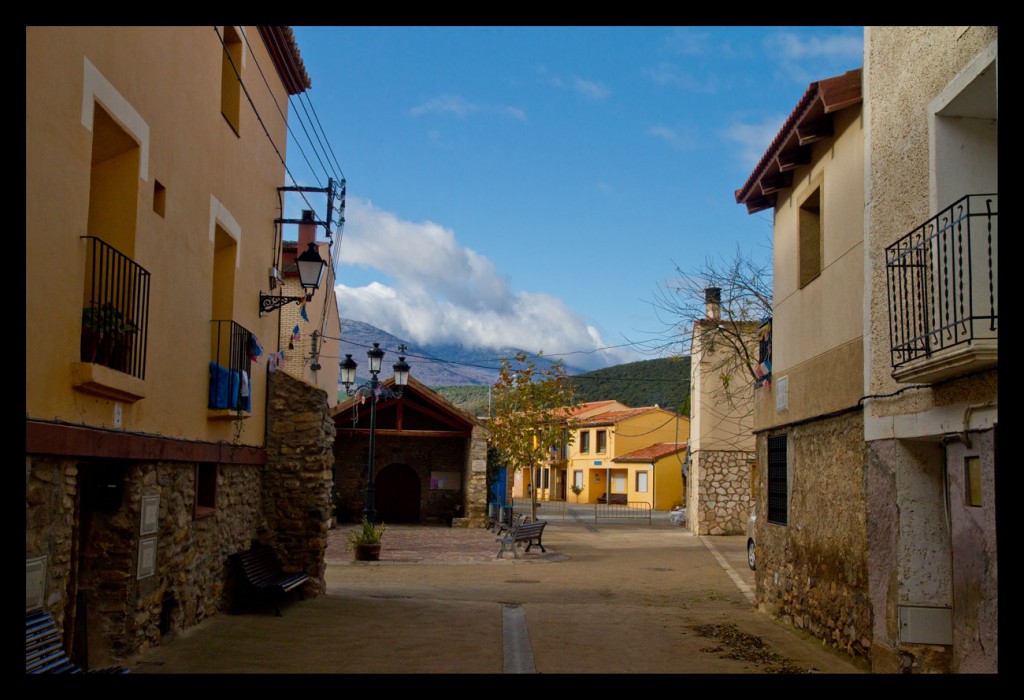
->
[540,69,610,101]
[334,198,632,370]
[663,27,713,55]
[648,124,698,150]
[409,94,526,121]
[573,77,610,100]
[722,115,788,170]
[765,31,863,61]
[643,63,722,92]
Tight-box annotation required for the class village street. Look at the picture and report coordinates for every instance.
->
[126,509,868,676]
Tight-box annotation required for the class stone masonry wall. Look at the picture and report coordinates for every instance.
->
[687,450,754,535]
[754,409,871,664]
[265,371,335,589]
[25,454,267,666]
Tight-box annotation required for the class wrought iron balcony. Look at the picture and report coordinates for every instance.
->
[209,320,254,412]
[80,236,150,380]
[885,194,997,383]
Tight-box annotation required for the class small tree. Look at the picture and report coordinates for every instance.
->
[570,483,583,503]
[490,351,579,521]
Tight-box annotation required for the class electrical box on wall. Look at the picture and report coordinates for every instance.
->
[899,605,953,645]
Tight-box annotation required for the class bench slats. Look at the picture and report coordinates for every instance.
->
[496,520,547,559]
[26,611,129,674]
[231,544,311,616]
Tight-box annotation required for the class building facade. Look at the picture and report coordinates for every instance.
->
[686,290,758,536]
[736,67,871,660]
[532,406,688,508]
[862,26,998,674]
[25,26,332,668]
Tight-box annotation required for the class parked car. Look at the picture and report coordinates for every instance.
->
[746,511,757,570]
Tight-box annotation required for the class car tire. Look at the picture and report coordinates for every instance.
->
[747,539,756,570]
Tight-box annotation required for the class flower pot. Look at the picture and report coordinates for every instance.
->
[353,543,381,561]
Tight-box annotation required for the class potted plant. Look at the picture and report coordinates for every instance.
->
[81,303,138,371]
[348,518,386,561]
[570,484,583,503]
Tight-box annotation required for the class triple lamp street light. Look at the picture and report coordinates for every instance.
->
[339,343,411,524]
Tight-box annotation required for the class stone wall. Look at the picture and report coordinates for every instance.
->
[333,421,488,528]
[686,449,754,535]
[265,371,335,588]
[754,409,871,664]
[24,371,335,667]
[25,454,267,666]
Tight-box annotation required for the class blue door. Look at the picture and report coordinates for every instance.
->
[490,467,507,505]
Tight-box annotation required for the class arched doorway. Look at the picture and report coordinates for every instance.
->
[375,463,421,523]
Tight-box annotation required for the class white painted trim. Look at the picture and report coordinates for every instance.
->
[81,57,150,182]
[864,400,997,441]
[209,195,242,268]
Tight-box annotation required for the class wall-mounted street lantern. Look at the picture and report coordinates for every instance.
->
[259,242,327,316]
[340,343,411,523]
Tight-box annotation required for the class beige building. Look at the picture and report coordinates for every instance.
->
[686,289,758,535]
[862,26,997,674]
[26,27,336,668]
[736,67,870,660]
[736,26,998,674]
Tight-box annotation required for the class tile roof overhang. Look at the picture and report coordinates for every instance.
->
[734,68,862,215]
[259,26,312,95]
[578,406,672,428]
[613,442,688,463]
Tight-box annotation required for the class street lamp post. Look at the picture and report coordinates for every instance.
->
[340,343,411,523]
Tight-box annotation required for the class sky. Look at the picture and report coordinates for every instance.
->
[281,26,864,371]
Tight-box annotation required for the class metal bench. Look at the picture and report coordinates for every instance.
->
[230,543,311,616]
[496,512,527,537]
[26,610,130,674]
[496,520,547,559]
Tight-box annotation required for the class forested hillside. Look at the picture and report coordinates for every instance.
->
[431,356,691,417]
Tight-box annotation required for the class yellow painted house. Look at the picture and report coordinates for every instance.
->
[25,26,337,668]
[514,404,688,509]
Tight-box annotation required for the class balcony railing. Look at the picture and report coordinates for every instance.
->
[885,194,998,378]
[209,320,253,412]
[80,236,150,380]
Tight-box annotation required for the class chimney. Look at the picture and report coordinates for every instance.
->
[705,287,721,322]
[298,209,316,250]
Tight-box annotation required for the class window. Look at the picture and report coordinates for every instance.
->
[596,429,607,453]
[798,184,822,288]
[573,470,583,488]
[220,26,242,135]
[636,471,649,493]
[579,431,590,453]
[153,180,166,217]
[195,463,218,517]
[767,434,788,525]
[965,457,982,507]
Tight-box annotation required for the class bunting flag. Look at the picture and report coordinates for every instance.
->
[250,335,263,363]
[299,300,309,323]
[289,324,300,350]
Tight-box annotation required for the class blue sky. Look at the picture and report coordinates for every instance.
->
[282,26,864,371]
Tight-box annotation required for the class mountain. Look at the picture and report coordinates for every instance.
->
[338,318,586,387]
[338,319,689,415]
[570,356,690,412]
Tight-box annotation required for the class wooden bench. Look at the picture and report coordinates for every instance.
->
[230,543,311,616]
[596,492,627,505]
[496,519,547,559]
[26,610,130,674]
